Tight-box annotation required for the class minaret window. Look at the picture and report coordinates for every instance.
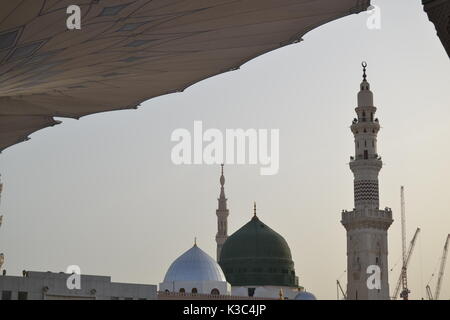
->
[370,113,374,122]
[364,150,368,159]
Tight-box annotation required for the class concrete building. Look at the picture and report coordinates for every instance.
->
[0,175,4,272]
[0,271,156,300]
[341,62,393,300]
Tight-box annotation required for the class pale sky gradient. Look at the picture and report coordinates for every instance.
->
[0,0,449,300]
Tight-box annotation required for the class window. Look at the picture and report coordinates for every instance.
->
[191,288,198,294]
[1,290,12,300]
[18,291,28,300]
[247,288,255,297]
[211,289,220,295]
[179,288,185,293]
[111,296,119,300]
[364,150,368,159]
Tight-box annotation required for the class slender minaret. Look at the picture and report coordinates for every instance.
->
[341,62,393,300]
[216,164,229,262]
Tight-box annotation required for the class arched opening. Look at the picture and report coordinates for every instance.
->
[211,288,220,295]
[179,288,185,293]
[191,288,198,294]
[364,150,368,159]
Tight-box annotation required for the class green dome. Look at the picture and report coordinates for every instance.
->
[219,215,298,287]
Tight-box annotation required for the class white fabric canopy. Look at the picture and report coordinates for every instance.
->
[0,0,370,152]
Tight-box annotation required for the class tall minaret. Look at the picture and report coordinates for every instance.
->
[216,164,229,262]
[341,62,393,300]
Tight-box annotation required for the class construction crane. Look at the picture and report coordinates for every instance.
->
[336,280,347,300]
[392,227,421,299]
[400,186,409,300]
[426,234,450,300]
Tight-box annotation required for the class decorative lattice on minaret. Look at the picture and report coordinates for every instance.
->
[216,164,229,262]
[341,62,393,300]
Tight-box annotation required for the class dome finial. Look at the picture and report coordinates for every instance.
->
[253,201,257,217]
[362,61,368,82]
[194,237,197,246]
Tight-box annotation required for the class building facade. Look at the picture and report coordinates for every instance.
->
[0,271,156,300]
[0,175,4,272]
[341,62,393,300]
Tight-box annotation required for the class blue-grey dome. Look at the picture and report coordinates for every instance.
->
[163,244,226,282]
[294,291,317,300]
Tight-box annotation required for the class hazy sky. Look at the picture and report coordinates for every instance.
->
[0,0,449,300]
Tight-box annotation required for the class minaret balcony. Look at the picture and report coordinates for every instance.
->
[350,154,382,162]
[350,121,380,133]
[341,208,393,230]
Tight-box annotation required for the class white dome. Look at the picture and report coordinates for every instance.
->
[294,291,317,300]
[163,244,226,282]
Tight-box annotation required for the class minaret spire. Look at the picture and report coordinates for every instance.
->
[341,62,393,300]
[362,61,367,82]
[216,164,229,262]
[253,202,257,217]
